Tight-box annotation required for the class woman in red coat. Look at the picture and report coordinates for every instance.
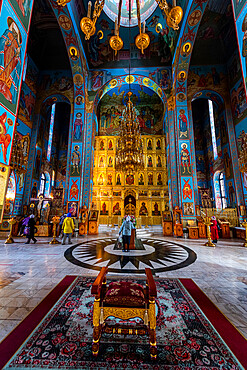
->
[210,216,219,243]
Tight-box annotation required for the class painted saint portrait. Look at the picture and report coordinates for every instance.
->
[0,17,22,106]
[178,109,188,138]
[73,112,83,140]
[71,145,81,176]
[180,143,191,175]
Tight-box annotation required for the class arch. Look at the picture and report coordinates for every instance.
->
[191,89,225,107]
[42,94,71,107]
[93,74,168,137]
[94,74,167,108]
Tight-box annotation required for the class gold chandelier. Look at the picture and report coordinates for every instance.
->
[115,91,144,174]
[238,132,247,173]
[80,0,183,55]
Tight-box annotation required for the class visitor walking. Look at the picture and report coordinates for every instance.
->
[210,216,219,244]
[119,215,135,252]
[62,213,74,245]
[25,214,37,244]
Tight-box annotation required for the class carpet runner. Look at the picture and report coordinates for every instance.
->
[0,276,246,369]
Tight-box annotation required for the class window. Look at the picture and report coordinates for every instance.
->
[214,171,227,210]
[39,173,46,195]
[51,170,55,188]
[47,103,56,162]
[219,172,227,209]
[208,100,218,160]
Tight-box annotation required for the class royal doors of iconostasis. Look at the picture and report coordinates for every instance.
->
[124,193,136,216]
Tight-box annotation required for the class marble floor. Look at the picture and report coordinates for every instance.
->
[0,228,247,345]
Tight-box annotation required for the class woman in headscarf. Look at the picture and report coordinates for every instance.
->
[62,213,74,245]
[119,215,135,252]
[210,216,219,244]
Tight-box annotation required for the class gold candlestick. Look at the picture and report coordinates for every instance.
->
[203,216,215,247]
[49,216,60,244]
[241,219,247,247]
[5,217,17,244]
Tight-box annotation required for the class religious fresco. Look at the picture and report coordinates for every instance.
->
[38,70,73,98]
[188,65,228,98]
[230,78,247,125]
[0,105,15,165]
[227,49,242,90]
[15,119,31,193]
[180,141,191,177]
[235,4,247,97]
[235,117,247,202]
[191,2,236,65]
[98,84,164,136]
[24,56,39,94]
[4,171,15,213]
[0,0,27,114]
[73,112,83,141]
[70,143,82,177]
[89,68,172,102]
[10,0,33,31]
[68,177,81,202]
[17,82,36,128]
[80,5,176,69]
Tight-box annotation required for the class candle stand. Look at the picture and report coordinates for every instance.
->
[49,216,60,244]
[5,217,17,244]
[203,216,215,247]
[241,220,247,248]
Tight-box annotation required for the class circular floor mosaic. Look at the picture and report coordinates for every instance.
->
[64,238,197,274]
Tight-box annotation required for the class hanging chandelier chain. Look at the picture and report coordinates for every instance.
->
[79,0,183,53]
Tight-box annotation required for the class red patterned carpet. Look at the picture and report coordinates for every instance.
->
[0,275,246,369]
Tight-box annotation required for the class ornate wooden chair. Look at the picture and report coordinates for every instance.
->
[91,267,157,359]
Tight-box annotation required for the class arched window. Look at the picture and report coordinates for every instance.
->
[208,99,218,160]
[219,172,227,209]
[39,173,46,195]
[47,103,56,162]
[214,171,227,210]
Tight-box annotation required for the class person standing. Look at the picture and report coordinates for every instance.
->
[62,213,74,245]
[119,215,135,252]
[210,216,219,244]
[25,214,37,244]
[59,213,67,238]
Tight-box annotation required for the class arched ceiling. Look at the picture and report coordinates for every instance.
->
[71,0,189,69]
[190,0,237,66]
[27,0,71,70]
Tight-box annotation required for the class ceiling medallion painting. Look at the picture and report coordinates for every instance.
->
[103,0,158,27]
[80,0,183,56]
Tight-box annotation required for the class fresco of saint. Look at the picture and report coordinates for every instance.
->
[0,17,22,105]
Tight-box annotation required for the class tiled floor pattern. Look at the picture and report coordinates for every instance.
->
[0,230,246,343]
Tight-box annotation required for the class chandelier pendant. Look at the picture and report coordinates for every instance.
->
[115,92,144,175]
[80,0,105,40]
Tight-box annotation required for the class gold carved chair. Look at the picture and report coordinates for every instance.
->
[91,267,157,359]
